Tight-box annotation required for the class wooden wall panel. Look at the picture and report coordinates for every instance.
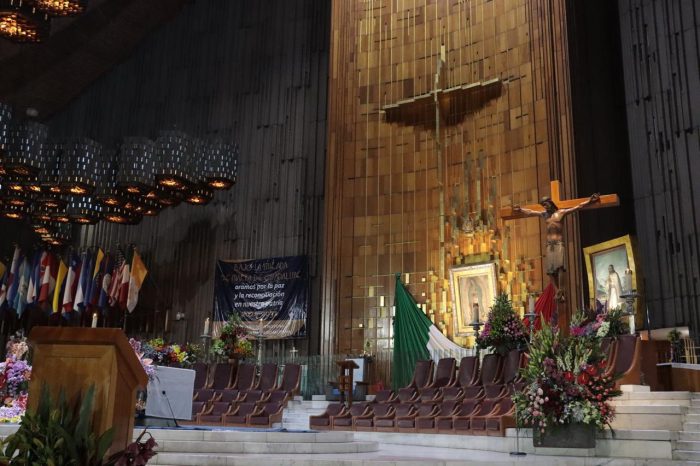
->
[618,0,700,337]
[47,0,330,353]
[324,0,579,355]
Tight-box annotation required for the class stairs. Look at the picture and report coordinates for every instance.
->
[281,397,328,430]
[674,393,700,462]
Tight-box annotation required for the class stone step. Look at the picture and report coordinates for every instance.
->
[687,414,700,423]
[688,407,700,415]
[674,450,700,461]
[685,422,700,431]
[156,440,379,455]
[675,441,700,452]
[680,432,700,442]
[691,399,700,407]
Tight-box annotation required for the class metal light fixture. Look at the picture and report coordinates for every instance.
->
[58,137,101,194]
[117,137,155,195]
[102,206,141,225]
[0,0,50,43]
[0,102,12,175]
[38,140,61,192]
[3,120,47,177]
[33,0,86,17]
[155,130,193,191]
[36,193,65,210]
[184,186,213,205]
[203,139,238,190]
[1,203,31,220]
[66,195,100,224]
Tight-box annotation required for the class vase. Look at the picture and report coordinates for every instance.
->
[533,423,596,449]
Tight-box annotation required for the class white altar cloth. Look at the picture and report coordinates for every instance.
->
[146,365,195,420]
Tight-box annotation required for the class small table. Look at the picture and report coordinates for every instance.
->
[146,366,195,420]
[336,360,359,407]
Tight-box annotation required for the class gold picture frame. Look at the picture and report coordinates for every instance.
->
[583,234,641,322]
[450,262,498,337]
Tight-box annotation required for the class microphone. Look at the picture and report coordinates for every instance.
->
[161,390,180,428]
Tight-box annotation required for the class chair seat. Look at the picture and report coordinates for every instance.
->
[224,415,248,424]
[354,418,373,428]
[396,419,415,429]
[374,419,395,428]
[198,415,222,424]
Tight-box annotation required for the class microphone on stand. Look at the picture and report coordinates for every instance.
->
[509,382,526,456]
[161,390,180,428]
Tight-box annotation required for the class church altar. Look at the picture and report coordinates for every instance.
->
[146,365,195,420]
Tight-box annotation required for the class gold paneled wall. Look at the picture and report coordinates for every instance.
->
[322,0,579,355]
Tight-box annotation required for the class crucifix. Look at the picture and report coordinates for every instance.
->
[382,46,503,281]
[500,180,619,301]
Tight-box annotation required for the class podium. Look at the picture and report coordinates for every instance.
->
[336,360,359,407]
[28,327,148,454]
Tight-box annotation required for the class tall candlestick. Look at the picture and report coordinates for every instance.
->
[203,317,210,336]
[472,303,480,323]
[91,312,98,328]
[623,268,633,293]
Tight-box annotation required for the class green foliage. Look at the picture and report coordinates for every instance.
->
[0,384,114,466]
[605,307,630,337]
[476,293,528,356]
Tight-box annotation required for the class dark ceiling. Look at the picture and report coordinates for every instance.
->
[0,0,187,120]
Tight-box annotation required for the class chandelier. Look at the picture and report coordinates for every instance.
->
[33,0,86,17]
[0,103,240,244]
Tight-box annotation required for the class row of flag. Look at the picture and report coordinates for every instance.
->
[0,245,148,317]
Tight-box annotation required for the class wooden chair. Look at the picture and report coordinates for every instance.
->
[442,356,480,402]
[612,334,642,387]
[265,363,302,406]
[415,400,459,432]
[419,358,456,403]
[309,402,346,430]
[248,402,284,427]
[397,403,437,432]
[374,403,416,432]
[471,397,515,436]
[223,402,258,427]
[372,389,397,404]
[436,399,480,433]
[197,401,233,425]
[453,398,501,434]
[484,350,522,398]
[257,363,279,392]
[354,403,393,431]
[331,402,371,430]
[397,360,434,402]
[181,401,206,425]
[192,362,209,390]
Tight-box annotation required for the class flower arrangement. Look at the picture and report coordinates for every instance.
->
[668,328,684,363]
[569,307,628,339]
[211,314,254,361]
[129,338,156,380]
[0,335,32,423]
[513,322,621,433]
[137,338,202,368]
[476,293,528,355]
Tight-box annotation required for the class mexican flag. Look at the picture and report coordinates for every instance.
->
[392,274,466,389]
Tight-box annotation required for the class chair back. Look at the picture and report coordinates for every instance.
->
[417,403,436,416]
[477,398,500,415]
[458,399,480,415]
[438,400,459,415]
[480,354,503,385]
[433,358,456,387]
[258,363,279,391]
[457,356,479,387]
[192,362,208,390]
[233,363,256,391]
[373,404,394,417]
[261,402,283,415]
[412,359,434,389]
[373,389,395,403]
[349,403,369,416]
[211,401,230,415]
[237,402,258,416]
[501,350,522,384]
[395,403,415,416]
[280,363,302,394]
[325,402,345,416]
[614,335,638,374]
[211,363,234,390]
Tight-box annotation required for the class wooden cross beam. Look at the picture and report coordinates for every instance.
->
[499,180,620,220]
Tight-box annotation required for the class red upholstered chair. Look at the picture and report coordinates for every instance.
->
[354,403,394,431]
[415,400,459,432]
[309,403,346,430]
[231,363,257,391]
[419,358,456,403]
[248,402,285,427]
[375,402,416,432]
[397,360,434,402]
[453,398,501,434]
[471,397,515,436]
[442,356,480,402]
[181,401,206,425]
[209,362,236,390]
[223,402,258,427]
[193,388,218,404]
[197,401,233,425]
[240,390,266,404]
[265,363,301,406]
[462,398,505,435]
[216,389,240,404]
[437,399,480,432]
[331,402,371,430]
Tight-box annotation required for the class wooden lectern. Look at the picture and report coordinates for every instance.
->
[28,327,148,454]
[336,360,359,407]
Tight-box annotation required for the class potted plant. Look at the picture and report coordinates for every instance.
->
[476,293,528,356]
[513,315,621,448]
[210,314,254,362]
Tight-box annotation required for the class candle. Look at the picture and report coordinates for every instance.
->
[203,317,210,336]
[91,313,98,328]
[368,286,375,298]
[405,273,410,284]
[472,302,480,323]
[623,268,633,293]
[528,295,535,314]
[379,295,385,307]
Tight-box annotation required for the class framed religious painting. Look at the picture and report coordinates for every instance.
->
[450,262,497,337]
[583,234,641,317]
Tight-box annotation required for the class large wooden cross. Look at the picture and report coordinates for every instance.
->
[499,180,619,220]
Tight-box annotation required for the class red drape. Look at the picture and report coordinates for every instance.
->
[523,283,557,330]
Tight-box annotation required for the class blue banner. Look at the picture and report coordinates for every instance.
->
[214,255,308,339]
